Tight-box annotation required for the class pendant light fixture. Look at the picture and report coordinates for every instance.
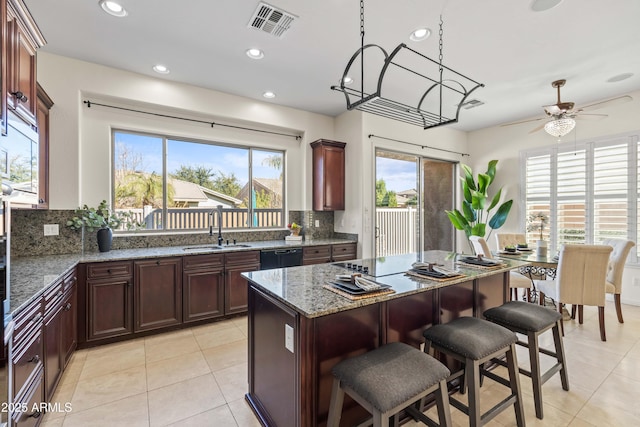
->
[331,0,484,129]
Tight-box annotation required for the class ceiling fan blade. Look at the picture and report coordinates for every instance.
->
[574,113,608,121]
[529,122,546,134]
[500,116,546,127]
[578,95,633,112]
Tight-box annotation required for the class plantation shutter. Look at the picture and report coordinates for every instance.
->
[556,148,586,245]
[593,141,629,243]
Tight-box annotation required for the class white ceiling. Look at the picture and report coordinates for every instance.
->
[25,0,640,132]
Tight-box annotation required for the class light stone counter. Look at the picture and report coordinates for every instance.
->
[243,250,531,318]
[10,238,355,314]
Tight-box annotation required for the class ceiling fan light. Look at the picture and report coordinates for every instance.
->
[544,117,575,137]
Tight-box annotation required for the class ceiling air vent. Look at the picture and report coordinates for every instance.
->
[248,2,297,38]
[457,99,485,110]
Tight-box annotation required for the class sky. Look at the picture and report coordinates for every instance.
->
[375,156,417,192]
[114,132,282,184]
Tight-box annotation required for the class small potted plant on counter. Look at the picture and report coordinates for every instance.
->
[67,200,141,252]
[287,222,302,236]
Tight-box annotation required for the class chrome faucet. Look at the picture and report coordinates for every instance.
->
[210,205,223,246]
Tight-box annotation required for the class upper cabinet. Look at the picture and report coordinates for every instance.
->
[5,0,45,129]
[311,139,346,211]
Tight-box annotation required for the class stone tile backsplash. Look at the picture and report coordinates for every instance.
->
[11,209,355,256]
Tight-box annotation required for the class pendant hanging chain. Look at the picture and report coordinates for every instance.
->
[359,0,365,99]
[360,0,365,46]
[438,15,444,72]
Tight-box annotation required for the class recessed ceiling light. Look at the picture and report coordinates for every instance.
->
[409,27,431,42]
[99,0,128,17]
[530,0,563,12]
[607,73,634,83]
[153,64,170,74]
[246,48,264,59]
[343,76,353,85]
[263,91,276,99]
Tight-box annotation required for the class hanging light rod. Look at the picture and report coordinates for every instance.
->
[368,134,469,157]
[82,100,302,140]
[331,3,483,130]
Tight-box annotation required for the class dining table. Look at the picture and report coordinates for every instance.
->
[493,249,559,301]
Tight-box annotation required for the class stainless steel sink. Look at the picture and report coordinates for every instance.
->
[223,244,252,248]
[183,245,223,251]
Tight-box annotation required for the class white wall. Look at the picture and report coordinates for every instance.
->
[37,52,335,210]
[467,89,640,306]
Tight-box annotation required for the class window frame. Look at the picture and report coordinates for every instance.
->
[521,131,639,265]
[111,128,286,233]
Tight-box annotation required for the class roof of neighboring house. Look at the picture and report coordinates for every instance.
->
[397,188,417,197]
[253,178,282,197]
[170,178,242,205]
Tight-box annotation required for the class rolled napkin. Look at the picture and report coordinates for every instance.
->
[353,276,382,292]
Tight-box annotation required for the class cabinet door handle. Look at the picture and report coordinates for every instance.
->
[28,410,42,419]
[30,313,42,324]
[107,269,112,274]
[11,91,28,103]
[28,355,40,364]
[156,261,161,265]
[65,303,72,311]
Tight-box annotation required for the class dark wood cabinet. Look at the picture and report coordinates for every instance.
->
[5,0,44,129]
[331,242,357,262]
[134,258,182,332]
[86,261,133,342]
[302,245,331,265]
[311,139,346,211]
[224,251,260,315]
[35,83,52,208]
[43,301,62,401]
[183,254,225,323]
[60,278,77,368]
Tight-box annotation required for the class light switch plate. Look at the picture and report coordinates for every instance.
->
[315,220,320,227]
[44,224,59,236]
[285,324,294,353]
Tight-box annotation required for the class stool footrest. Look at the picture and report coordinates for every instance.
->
[482,394,519,425]
[405,405,444,427]
[481,368,511,388]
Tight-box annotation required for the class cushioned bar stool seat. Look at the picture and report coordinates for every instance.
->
[327,342,452,427]
[484,301,569,419]
[422,317,525,427]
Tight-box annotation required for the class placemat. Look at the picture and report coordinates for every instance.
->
[323,284,395,300]
[456,261,506,270]
[405,270,466,282]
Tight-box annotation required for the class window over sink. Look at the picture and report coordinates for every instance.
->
[112,129,285,232]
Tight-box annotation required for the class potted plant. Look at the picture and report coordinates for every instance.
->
[67,200,141,252]
[527,212,549,256]
[287,222,302,236]
[445,160,513,251]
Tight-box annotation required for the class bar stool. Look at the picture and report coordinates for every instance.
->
[484,301,569,419]
[422,317,525,427]
[327,342,452,427]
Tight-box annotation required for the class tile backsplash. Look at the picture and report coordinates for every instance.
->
[11,209,354,256]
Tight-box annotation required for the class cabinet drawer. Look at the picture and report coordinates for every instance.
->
[12,368,44,427]
[183,254,224,271]
[87,261,132,279]
[12,328,43,401]
[303,246,331,260]
[225,251,260,266]
[332,243,357,261]
[43,279,63,315]
[13,297,43,346]
[62,269,77,292]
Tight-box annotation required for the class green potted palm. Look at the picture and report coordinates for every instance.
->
[67,200,140,252]
[445,160,513,251]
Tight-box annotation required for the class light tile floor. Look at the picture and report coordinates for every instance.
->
[41,300,640,426]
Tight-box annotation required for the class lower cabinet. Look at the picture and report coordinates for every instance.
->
[134,258,182,332]
[225,251,260,315]
[86,262,133,342]
[43,302,62,402]
[302,245,332,265]
[183,254,225,323]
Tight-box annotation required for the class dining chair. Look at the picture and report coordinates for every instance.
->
[601,239,635,323]
[535,244,612,341]
[469,236,532,301]
[495,233,527,250]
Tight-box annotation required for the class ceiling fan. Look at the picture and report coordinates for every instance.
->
[502,79,633,137]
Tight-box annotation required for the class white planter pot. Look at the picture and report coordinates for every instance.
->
[536,239,547,257]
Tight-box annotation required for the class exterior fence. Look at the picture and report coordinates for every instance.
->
[120,207,282,230]
[375,207,417,256]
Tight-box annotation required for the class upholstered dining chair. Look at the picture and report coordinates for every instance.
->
[495,233,527,250]
[469,236,532,301]
[535,244,612,341]
[601,239,635,323]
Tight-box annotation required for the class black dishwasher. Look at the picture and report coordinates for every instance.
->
[260,248,303,270]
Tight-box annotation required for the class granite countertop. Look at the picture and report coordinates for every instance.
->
[10,238,355,314]
[243,251,532,318]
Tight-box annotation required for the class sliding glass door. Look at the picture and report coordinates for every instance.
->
[375,150,455,257]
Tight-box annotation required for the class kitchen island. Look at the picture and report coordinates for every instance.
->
[242,250,530,427]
